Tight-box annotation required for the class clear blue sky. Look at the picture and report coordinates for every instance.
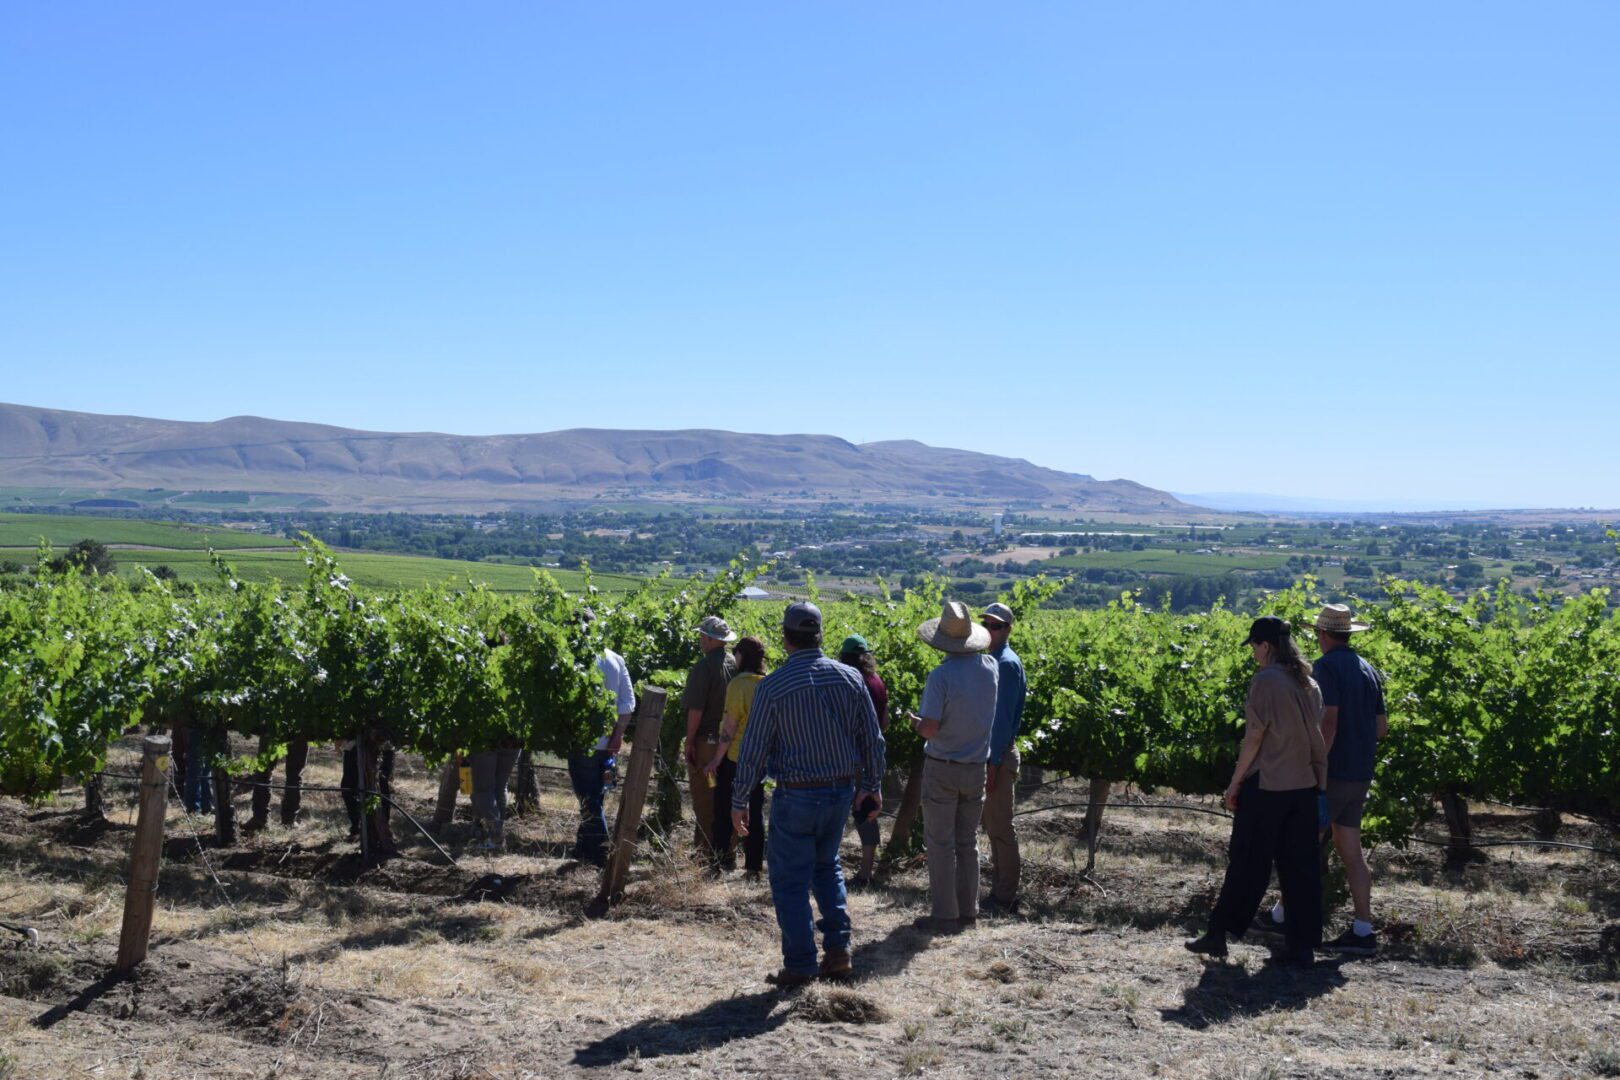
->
[3,3,1616,509]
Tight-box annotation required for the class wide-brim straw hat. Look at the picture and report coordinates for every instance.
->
[1303,603,1371,634]
[917,600,992,654]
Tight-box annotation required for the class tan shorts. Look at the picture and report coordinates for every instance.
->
[1327,779,1371,830]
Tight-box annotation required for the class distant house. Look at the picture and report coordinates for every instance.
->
[738,585,772,601]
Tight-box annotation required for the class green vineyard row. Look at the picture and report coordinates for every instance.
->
[2,540,1616,846]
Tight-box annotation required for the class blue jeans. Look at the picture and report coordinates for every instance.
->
[568,751,610,862]
[767,783,854,976]
[182,727,214,814]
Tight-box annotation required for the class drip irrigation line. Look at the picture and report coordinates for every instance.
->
[1012,772,1084,796]
[1405,836,1620,858]
[1013,800,1235,821]
[0,919,39,943]
[102,764,1620,858]
[1473,797,1611,827]
[371,793,458,868]
[1011,799,1620,857]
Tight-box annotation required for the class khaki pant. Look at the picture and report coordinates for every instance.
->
[470,748,520,835]
[688,751,717,860]
[980,746,1021,904]
[922,757,986,920]
[433,757,460,826]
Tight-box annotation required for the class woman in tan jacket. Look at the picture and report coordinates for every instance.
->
[1186,616,1327,967]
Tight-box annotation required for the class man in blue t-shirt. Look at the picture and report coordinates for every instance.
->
[1263,603,1387,955]
[978,602,1027,915]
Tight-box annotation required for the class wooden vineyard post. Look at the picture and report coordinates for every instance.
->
[879,759,925,870]
[587,686,667,918]
[115,735,172,973]
[355,732,371,864]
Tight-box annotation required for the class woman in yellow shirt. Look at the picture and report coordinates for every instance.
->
[707,636,768,878]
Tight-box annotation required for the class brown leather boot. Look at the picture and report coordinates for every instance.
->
[765,969,816,990]
[819,949,853,980]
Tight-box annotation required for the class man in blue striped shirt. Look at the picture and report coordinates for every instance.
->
[732,601,886,987]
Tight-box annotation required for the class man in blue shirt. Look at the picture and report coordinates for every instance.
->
[1262,603,1387,955]
[732,602,886,987]
[978,602,1027,914]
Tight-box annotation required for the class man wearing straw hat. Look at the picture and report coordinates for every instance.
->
[907,600,999,931]
[1262,603,1387,955]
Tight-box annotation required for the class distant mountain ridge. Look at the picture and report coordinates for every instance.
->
[0,403,1191,512]
[1172,491,1523,513]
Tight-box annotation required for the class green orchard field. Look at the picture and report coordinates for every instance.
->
[0,512,291,550]
[0,512,646,594]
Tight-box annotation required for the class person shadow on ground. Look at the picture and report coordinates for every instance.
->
[851,916,956,980]
[1160,955,1349,1029]
[572,989,786,1067]
[571,896,945,1066]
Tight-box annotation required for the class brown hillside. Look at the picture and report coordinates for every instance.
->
[0,403,1190,512]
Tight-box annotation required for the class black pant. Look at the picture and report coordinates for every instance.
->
[341,744,395,832]
[250,737,310,826]
[567,751,611,863]
[712,757,765,872]
[1210,775,1322,954]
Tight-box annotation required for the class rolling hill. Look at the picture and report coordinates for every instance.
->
[0,403,1191,513]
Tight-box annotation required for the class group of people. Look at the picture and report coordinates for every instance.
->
[645,597,1028,986]
[659,596,1385,983]
[217,591,1389,984]
[1186,603,1388,966]
[678,615,900,886]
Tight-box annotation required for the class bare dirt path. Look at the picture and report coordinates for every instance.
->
[1,745,1616,1079]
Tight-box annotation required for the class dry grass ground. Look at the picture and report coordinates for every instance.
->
[0,739,1616,1080]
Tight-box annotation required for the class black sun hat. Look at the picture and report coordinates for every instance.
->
[1241,616,1292,648]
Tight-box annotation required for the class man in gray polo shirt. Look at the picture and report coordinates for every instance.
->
[907,600,999,931]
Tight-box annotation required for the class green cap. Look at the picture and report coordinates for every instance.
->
[838,634,870,656]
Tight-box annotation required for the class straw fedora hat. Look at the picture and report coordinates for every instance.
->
[917,600,992,654]
[1303,603,1371,634]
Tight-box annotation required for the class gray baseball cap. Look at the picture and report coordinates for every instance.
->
[783,601,822,633]
[982,602,1015,626]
